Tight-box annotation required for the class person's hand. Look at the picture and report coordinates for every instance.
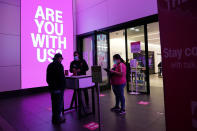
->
[73,72,77,76]
[73,68,77,72]
[73,68,77,75]
[110,70,115,73]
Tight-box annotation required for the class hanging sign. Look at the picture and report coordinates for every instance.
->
[131,41,141,53]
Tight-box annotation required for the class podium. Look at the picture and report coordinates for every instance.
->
[63,75,96,118]
[65,75,95,89]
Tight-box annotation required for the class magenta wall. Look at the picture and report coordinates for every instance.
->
[0,0,21,92]
[76,0,158,35]
[158,0,197,130]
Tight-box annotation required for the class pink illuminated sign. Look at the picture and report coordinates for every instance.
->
[138,101,150,105]
[131,41,141,53]
[21,0,73,89]
[84,122,99,130]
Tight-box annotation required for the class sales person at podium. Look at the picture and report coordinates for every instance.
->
[46,53,66,124]
[70,51,89,107]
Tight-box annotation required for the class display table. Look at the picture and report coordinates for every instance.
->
[64,75,96,119]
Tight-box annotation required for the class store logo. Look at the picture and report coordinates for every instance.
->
[31,6,67,63]
[165,0,188,10]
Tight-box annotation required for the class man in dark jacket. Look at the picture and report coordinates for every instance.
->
[47,53,66,124]
[70,51,89,106]
[70,51,89,76]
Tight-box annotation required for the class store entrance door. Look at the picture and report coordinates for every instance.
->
[147,22,163,91]
[126,25,149,94]
[95,31,110,90]
[108,26,150,94]
[79,22,162,94]
[80,31,110,90]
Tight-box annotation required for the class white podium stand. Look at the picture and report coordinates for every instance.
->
[65,75,95,89]
[64,75,96,118]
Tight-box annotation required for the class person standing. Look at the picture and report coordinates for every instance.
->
[70,51,89,106]
[110,54,127,114]
[46,53,66,124]
[158,62,162,76]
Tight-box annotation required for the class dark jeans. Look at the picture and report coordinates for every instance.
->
[158,67,162,76]
[50,90,64,121]
[112,84,126,110]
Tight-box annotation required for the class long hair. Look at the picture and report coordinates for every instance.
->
[113,54,125,64]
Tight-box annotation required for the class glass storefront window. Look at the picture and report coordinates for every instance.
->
[83,37,93,76]
[147,22,161,74]
[97,34,109,89]
[127,25,147,93]
[110,30,126,68]
[147,22,163,88]
[80,22,162,94]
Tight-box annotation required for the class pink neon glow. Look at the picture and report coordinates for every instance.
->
[84,122,99,130]
[47,107,52,111]
[138,101,150,105]
[21,0,73,89]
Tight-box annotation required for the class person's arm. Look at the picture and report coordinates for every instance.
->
[70,61,75,73]
[83,59,89,72]
[70,61,78,75]
[54,64,66,90]
[46,64,55,86]
[110,63,124,76]
[60,65,66,86]
[110,70,123,76]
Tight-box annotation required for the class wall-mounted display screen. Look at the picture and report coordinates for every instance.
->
[21,0,74,89]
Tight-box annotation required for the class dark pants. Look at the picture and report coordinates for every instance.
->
[83,88,89,106]
[50,90,64,121]
[158,67,162,76]
[112,84,126,110]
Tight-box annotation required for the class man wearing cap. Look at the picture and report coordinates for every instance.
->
[46,53,66,124]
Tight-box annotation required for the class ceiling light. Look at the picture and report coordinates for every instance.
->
[130,28,135,31]
[135,29,140,32]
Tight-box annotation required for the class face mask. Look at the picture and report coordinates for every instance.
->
[113,60,117,64]
[74,56,79,61]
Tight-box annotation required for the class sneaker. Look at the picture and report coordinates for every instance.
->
[111,106,120,112]
[59,116,66,123]
[119,109,126,115]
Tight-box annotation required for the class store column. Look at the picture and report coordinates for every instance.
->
[158,0,197,131]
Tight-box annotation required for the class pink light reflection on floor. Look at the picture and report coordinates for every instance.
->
[47,89,74,112]
[157,112,164,115]
[138,101,150,105]
[84,122,99,130]
[99,94,106,97]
